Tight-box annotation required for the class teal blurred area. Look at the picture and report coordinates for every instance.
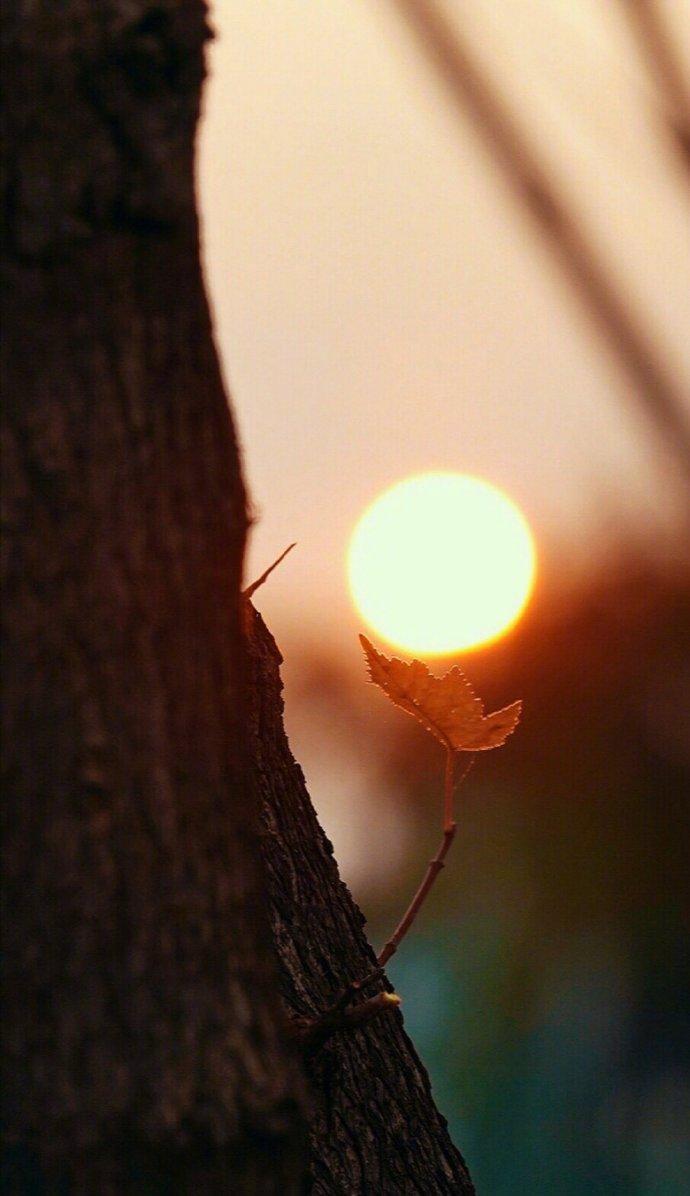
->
[287,545,690,1194]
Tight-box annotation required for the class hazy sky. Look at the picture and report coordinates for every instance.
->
[198,0,690,654]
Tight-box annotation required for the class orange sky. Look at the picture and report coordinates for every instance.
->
[199,0,690,655]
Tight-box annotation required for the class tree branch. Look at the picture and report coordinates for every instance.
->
[377,749,474,967]
[389,0,690,488]
[622,0,690,175]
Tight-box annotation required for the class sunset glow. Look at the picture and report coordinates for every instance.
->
[347,473,536,655]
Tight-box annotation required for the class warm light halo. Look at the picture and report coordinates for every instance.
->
[347,472,536,656]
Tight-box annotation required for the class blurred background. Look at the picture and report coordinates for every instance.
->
[199,3,689,1191]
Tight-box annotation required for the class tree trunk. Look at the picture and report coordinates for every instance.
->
[246,609,473,1194]
[1,2,473,1191]
[1,3,305,1190]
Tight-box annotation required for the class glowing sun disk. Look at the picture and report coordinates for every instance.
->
[347,472,536,655]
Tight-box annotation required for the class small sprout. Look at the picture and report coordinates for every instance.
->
[286,632,520,1053]
[294,987,402,1056]
[360,634,521,967]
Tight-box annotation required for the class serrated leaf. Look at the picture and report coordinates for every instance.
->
[360,634,521,751]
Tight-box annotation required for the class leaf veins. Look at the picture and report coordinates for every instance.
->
[360,634,521,751]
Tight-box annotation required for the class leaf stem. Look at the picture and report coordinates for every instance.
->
[377,748,475,968]
[443,743,455,833]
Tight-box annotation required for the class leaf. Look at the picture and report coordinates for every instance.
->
[360,634,521,752]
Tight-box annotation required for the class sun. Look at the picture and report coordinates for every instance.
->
[347,472,536,656]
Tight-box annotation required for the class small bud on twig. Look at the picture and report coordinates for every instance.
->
[291,991,401,1056]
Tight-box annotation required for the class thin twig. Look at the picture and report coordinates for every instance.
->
[242,542,296,599]
[388,0,690,487]
[332,965,385,1013]
[623,0,690,174]
[442,740,455,830]
[292,990,401,1056]
[377,748,470,967]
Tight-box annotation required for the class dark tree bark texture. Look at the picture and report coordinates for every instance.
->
[1,1,474,1191]
[247,609,473,1194]
[1,2,305,1190]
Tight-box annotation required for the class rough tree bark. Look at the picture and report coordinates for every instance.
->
[246,609,473,1194]
[1,2,474,1192]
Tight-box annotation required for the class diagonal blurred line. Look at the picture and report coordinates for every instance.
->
[387,0,690,488]
[622,0,690,178]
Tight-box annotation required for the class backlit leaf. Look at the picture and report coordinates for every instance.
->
[360,634,521,751]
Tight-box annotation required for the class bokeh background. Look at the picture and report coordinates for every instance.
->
[199,3,690,1191]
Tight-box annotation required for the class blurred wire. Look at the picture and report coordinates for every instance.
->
[622,0,690,175]
[388,0,690,488]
